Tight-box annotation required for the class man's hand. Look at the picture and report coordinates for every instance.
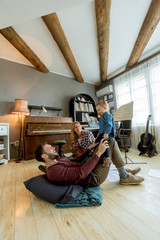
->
[103,133,108,139]
[95,139,109,158]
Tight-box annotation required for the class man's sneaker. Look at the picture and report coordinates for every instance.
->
[38,165,46,173]
[125,167,141,175]
[120,173,144,185]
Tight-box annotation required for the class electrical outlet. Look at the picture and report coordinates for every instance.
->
[15,141,19,147]
[10,142,14,146]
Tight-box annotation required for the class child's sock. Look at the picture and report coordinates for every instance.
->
[118,167,129,179]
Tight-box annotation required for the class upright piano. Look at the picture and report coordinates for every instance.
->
[24,116,73,160]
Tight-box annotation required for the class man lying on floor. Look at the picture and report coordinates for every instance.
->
[35,138,144,188]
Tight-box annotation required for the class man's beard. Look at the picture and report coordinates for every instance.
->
[48,153,59,160]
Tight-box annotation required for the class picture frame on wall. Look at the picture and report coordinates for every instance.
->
[110,107,114,115]
[104,95,107,101]
[108,93,114,100]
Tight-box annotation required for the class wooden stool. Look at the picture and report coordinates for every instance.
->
[53,140,67,157]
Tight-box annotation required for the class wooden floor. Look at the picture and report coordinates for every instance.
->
[0,150,160,240]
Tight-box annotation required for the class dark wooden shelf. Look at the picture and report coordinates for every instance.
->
[76,111,95,114]
[28,105,63,111]
[75,100,92,104]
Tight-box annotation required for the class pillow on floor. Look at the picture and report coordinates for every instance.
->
[55,186,102,208]
[24,174,83,204]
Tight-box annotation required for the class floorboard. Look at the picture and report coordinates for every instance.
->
[0,150,160,240]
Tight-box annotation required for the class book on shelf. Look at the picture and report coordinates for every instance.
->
[81,113,98,122]
[84,113,91,121]
[88,103,94,112]
[84,103,89,112]
[81,113,94,122]
[90,116,98,121]
[75,102,80,111]
[75,100,95,113]
[78,102,83,111]
[83,103,86,112]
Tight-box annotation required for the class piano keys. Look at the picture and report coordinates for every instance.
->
[27,129,71,135]
[24,116,73,160]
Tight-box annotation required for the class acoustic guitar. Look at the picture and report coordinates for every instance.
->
[137,115,155,157]
[65,140,85,157]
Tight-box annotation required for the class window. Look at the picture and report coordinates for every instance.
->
[113,54,160,151]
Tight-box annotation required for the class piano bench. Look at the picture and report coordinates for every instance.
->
[52,140,67,157]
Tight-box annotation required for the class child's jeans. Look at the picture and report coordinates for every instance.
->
[95,133,110,158]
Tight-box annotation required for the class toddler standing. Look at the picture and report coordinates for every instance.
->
[96,100,116,163]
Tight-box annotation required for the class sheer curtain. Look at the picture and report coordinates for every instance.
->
[114,54,160,152]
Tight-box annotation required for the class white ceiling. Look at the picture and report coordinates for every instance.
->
[0,0,160,85]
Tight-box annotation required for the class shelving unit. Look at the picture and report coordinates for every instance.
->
[69,94,98,125]
[0,123,10,164]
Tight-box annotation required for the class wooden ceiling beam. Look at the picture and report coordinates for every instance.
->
[126,0,160,69]
[0,27,49,73]
[42,13,84,83]
[95,0,111,83]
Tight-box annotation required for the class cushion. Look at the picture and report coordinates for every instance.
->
[55,186,102,208]
[24,174,83,204]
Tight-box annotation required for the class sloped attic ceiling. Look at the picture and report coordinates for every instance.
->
[0,0,160,85]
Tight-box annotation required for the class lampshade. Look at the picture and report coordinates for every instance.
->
[12,99,30,115]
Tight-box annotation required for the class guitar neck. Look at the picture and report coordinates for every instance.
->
[144,121,149,137]
[65,139,78,152]
[144,115,151,141]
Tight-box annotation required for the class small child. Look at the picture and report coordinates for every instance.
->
[96,100,116,164]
